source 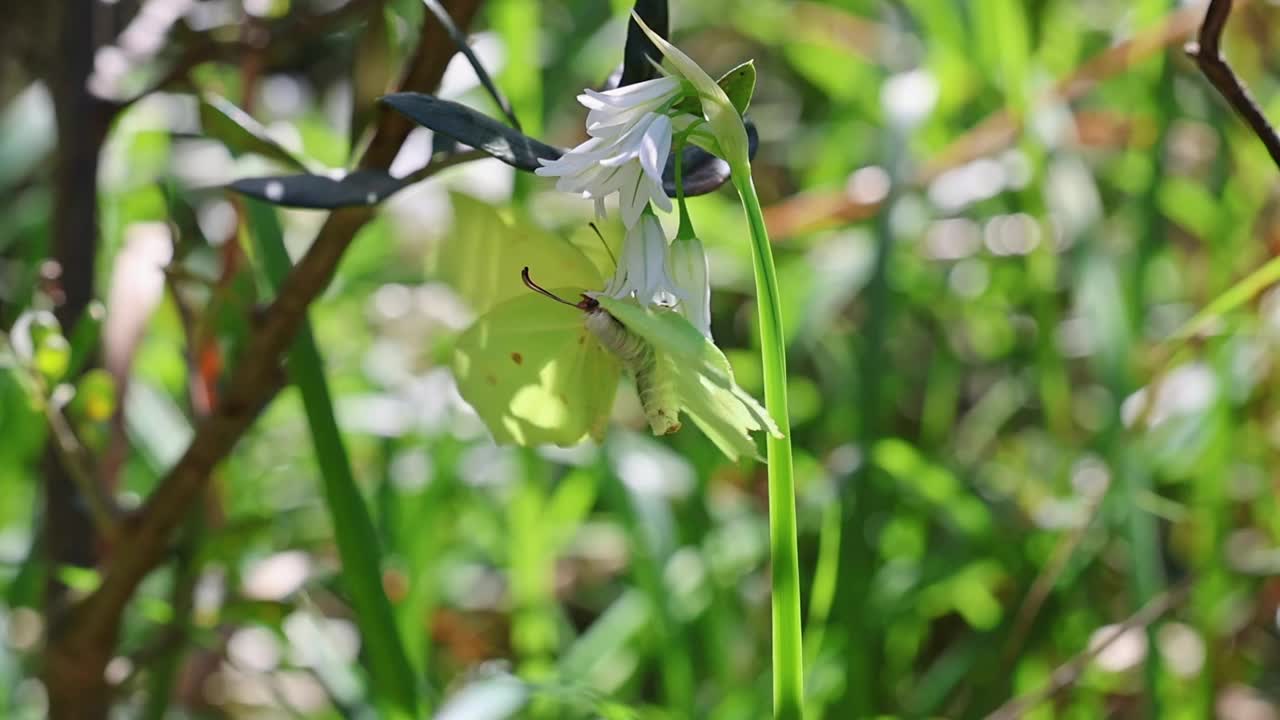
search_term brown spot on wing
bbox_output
[511,352,523,365]
[485,374,497,386]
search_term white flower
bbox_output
[601,212,681,307]
[631,13,751,170]
[536,76,689,228]
[667,235,712,339]
[578,76,683,137]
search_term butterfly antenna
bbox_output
[588,223,618,269]
[521,267,579,307]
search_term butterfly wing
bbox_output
[435,194,605,315]
[596,296,780,461]
[454,294,621,447]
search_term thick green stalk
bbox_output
[246,200,419,718]
[733,172,804,720]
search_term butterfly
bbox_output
[442,195,778,461]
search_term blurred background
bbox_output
[4,0,1280,717]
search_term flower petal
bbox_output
[638,113,672,181]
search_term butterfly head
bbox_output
[521,267,598,311]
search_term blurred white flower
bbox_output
[537,76,690,228]
[601,212,680,307]
[667,234,712,339]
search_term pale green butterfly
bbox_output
[445,195,778,461]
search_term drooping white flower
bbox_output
[579,75,683,137]
[600,212,681,307]
[631,13,751,171]
[536,76,690,228]
[667,234,712,339]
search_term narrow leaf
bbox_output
[421,0,521,129]
[230,170,407,209]
[244,200,420,718]
[381,93,559,170]
[199,94,310,172]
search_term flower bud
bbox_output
[603,213,681,308]
[667,234,712,339]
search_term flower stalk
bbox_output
[631,13,805,718]
[734,170,804,720]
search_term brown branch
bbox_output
[40,1,485,715]
[1187,0,1280,170]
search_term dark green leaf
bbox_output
[380,93,559,171]
[244,199,421,717]
[621,0,668,86]
[229,170,407,209]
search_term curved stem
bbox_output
[673,133,695,240]
[733,171,803,719]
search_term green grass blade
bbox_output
[244,200,420,718]
[1171,254,1280,342]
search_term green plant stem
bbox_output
[733,171,804,720]
[673,133,695,240]
[247,200,420,719]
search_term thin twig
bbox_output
[421,0,521,130]
[403,148,491,183]
[984,580,1191,720]
[1187,0,1280,171]
[999,493,1105,669]
[42,398,120,540]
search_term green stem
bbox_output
[673,133,695,241]
[246,200,420,719]
[733,172,804,720]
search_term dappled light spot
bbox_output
[372,283,413,320]
[846,165,890,205]
[983,213,1041,256]
[1089,623,1147,673]
[881,69,938,128]
[264,180,285,202]
[104,657,132,686]
[1157,622,1205,678]
[228,626,281,673]
[1216,685,1277,720]
[242,551,310,601]
[924,218,980,260]
[1121,363,1217,428]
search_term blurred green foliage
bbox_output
[4,0,1280,718]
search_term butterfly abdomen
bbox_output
[585,308,681,435]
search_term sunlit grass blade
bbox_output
[1170,254,1280,342]
[244,199,420,718]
